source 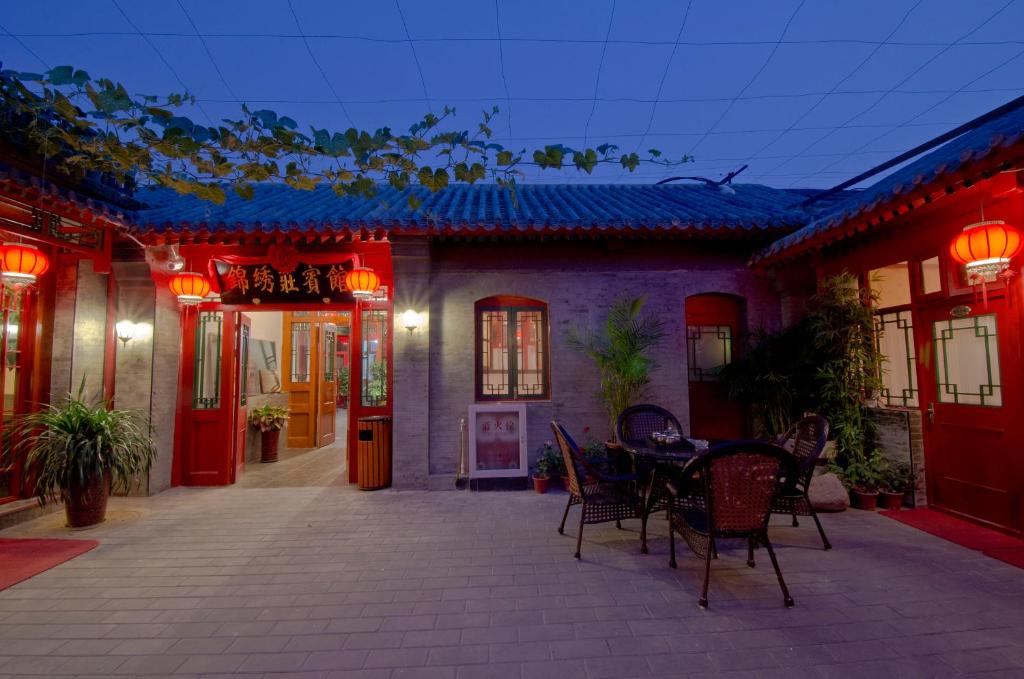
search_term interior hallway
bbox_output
[237,410,348,488]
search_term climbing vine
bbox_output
[0,65,693,206]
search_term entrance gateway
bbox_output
[170,242,393,487]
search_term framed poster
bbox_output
[468,403,527,478]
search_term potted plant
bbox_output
[838,451,888,510]
[337,366,350,409]
[880,461,912,510]
[2,390,156,528]
[567,296,666,441]
[536,440,567,490]
[249,405,290,463]
[532,447,552,494]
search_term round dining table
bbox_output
[626,437,709,553]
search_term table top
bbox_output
[626,440,699,463]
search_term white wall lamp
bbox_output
[115,320,140,347]
[401,309,423,333]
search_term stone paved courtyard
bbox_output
[1,486,1023,678]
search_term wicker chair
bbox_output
[771,415,832,550]
[616,405,693,552]
[551,421,641,559]
[667,441,795,609]
[616,404,685,449]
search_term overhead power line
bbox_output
[176,0,242,104]
[583,0,616,148]
[395,0,433,113]
[287,0,356,128]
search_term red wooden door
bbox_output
[685,294,746,441]
[347,305,391,483]
[318,322,337,447]
[917,300,1022,533]
[232,315,251,482]
[176,309,237,485]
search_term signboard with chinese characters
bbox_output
[213,260,357,305]
[468,403,527,478]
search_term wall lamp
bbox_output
[401,309,423,333]
[115,320,152,347]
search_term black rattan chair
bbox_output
[667,441,795,609]
[551,421,641,559]
[771,415,832,550]
[616,404,685,449]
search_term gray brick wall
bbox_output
[422,241,781,476]
[868,406,927,507]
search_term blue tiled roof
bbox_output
[756,104,1024,263]
[130,183,814,238]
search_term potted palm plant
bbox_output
[249,405,289,463]
[567,296,666,441]
[2,390,156,528]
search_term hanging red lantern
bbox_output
[345,266,380,300]
[949,220,1022,278]
[0,242,50,288]
[168,272,211,305]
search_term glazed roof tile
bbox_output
[129,182,816,238]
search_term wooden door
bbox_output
[176,309,237,485]
[685,294,746,441]
[232,315,251,482]
[318,322,337,447]
[282,312,317,449]
[917,301,1022,533]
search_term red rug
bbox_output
[881,508,1024,569]
[0,538,99,590]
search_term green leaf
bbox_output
[47,65,75,85]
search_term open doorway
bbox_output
[236,310,352,488]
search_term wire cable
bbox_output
[176,0,241,104]
[686,0,806,156]
[287,0,356,128]
[0,22,50,69]
[583,0,617,148]
[741,0,924,170]
[109,0,214,126]
[773,0,1016,185]
[395,0,432,113]
[494,0,513,140]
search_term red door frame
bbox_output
[169,241,393,487]
[685,293,747,440]
[346,301,393,483]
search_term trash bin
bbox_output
[357,416,392,490]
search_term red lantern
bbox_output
[0,243,50,288]
[345,266,380,300]
[949,220,1023,278]
[168,272,211,305]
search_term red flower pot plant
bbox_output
[249,405,290,463]
[532,440,564,493]
[836,450,891,511]
[2,384,156,528]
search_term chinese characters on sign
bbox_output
[474,412,521,471]
[213,261,359,305]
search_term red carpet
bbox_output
[0,538,99,590]
[881,508,1024,569]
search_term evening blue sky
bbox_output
[2,0,1023,189]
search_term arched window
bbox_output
[475,296,550,401]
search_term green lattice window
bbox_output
[239,322,249,407]
[933,314,1002,407]
[687,325,732,382]
[290,321,311,383]
[874,310,918,407]
[193,311,223,409]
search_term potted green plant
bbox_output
[837,451,889,510]
[249,405,290,463]
[880,461,912,510]
[337,366,350,409]
[532,446,552,494]
[567,296,666,441]
[2,390,156,528]
[536,440,567,490]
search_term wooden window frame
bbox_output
[474,295,551,402]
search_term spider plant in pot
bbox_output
[249,405,289,463]
[2,390,156,528]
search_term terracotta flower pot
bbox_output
[879,490,905,510]
[851,489,879,511]
[260,429,281,463]
[64,470,111,528]
[532,475,550,494]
